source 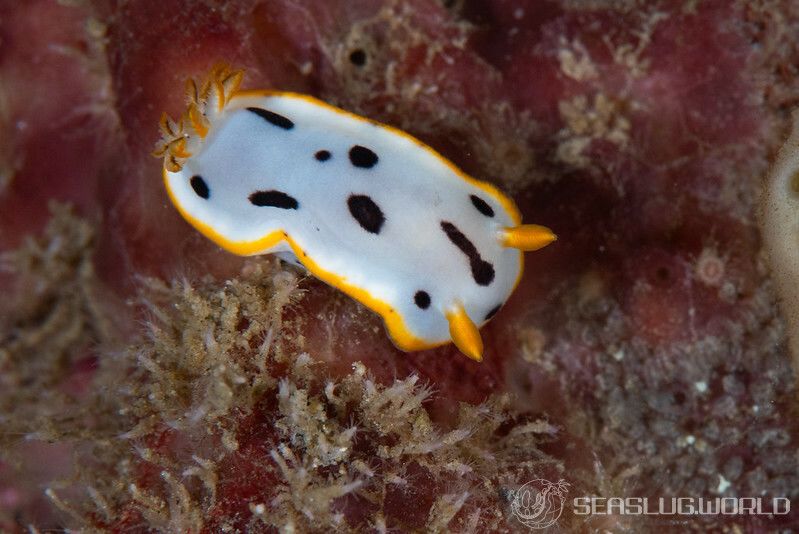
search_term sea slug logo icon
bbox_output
[510,478,569,529]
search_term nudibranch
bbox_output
[155,65,555,361]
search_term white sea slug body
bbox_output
[155,65,555,361]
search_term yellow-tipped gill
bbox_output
[445,303,484,362]
[501,224,556,251]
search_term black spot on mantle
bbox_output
[440,221,495,286]
[348,194,385,234]
[349,145,379,168]
[190,175,210,199]
[247,107,294,130]
[470,194,494,217]
[414,291,431,309]
[249,190,299,209]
